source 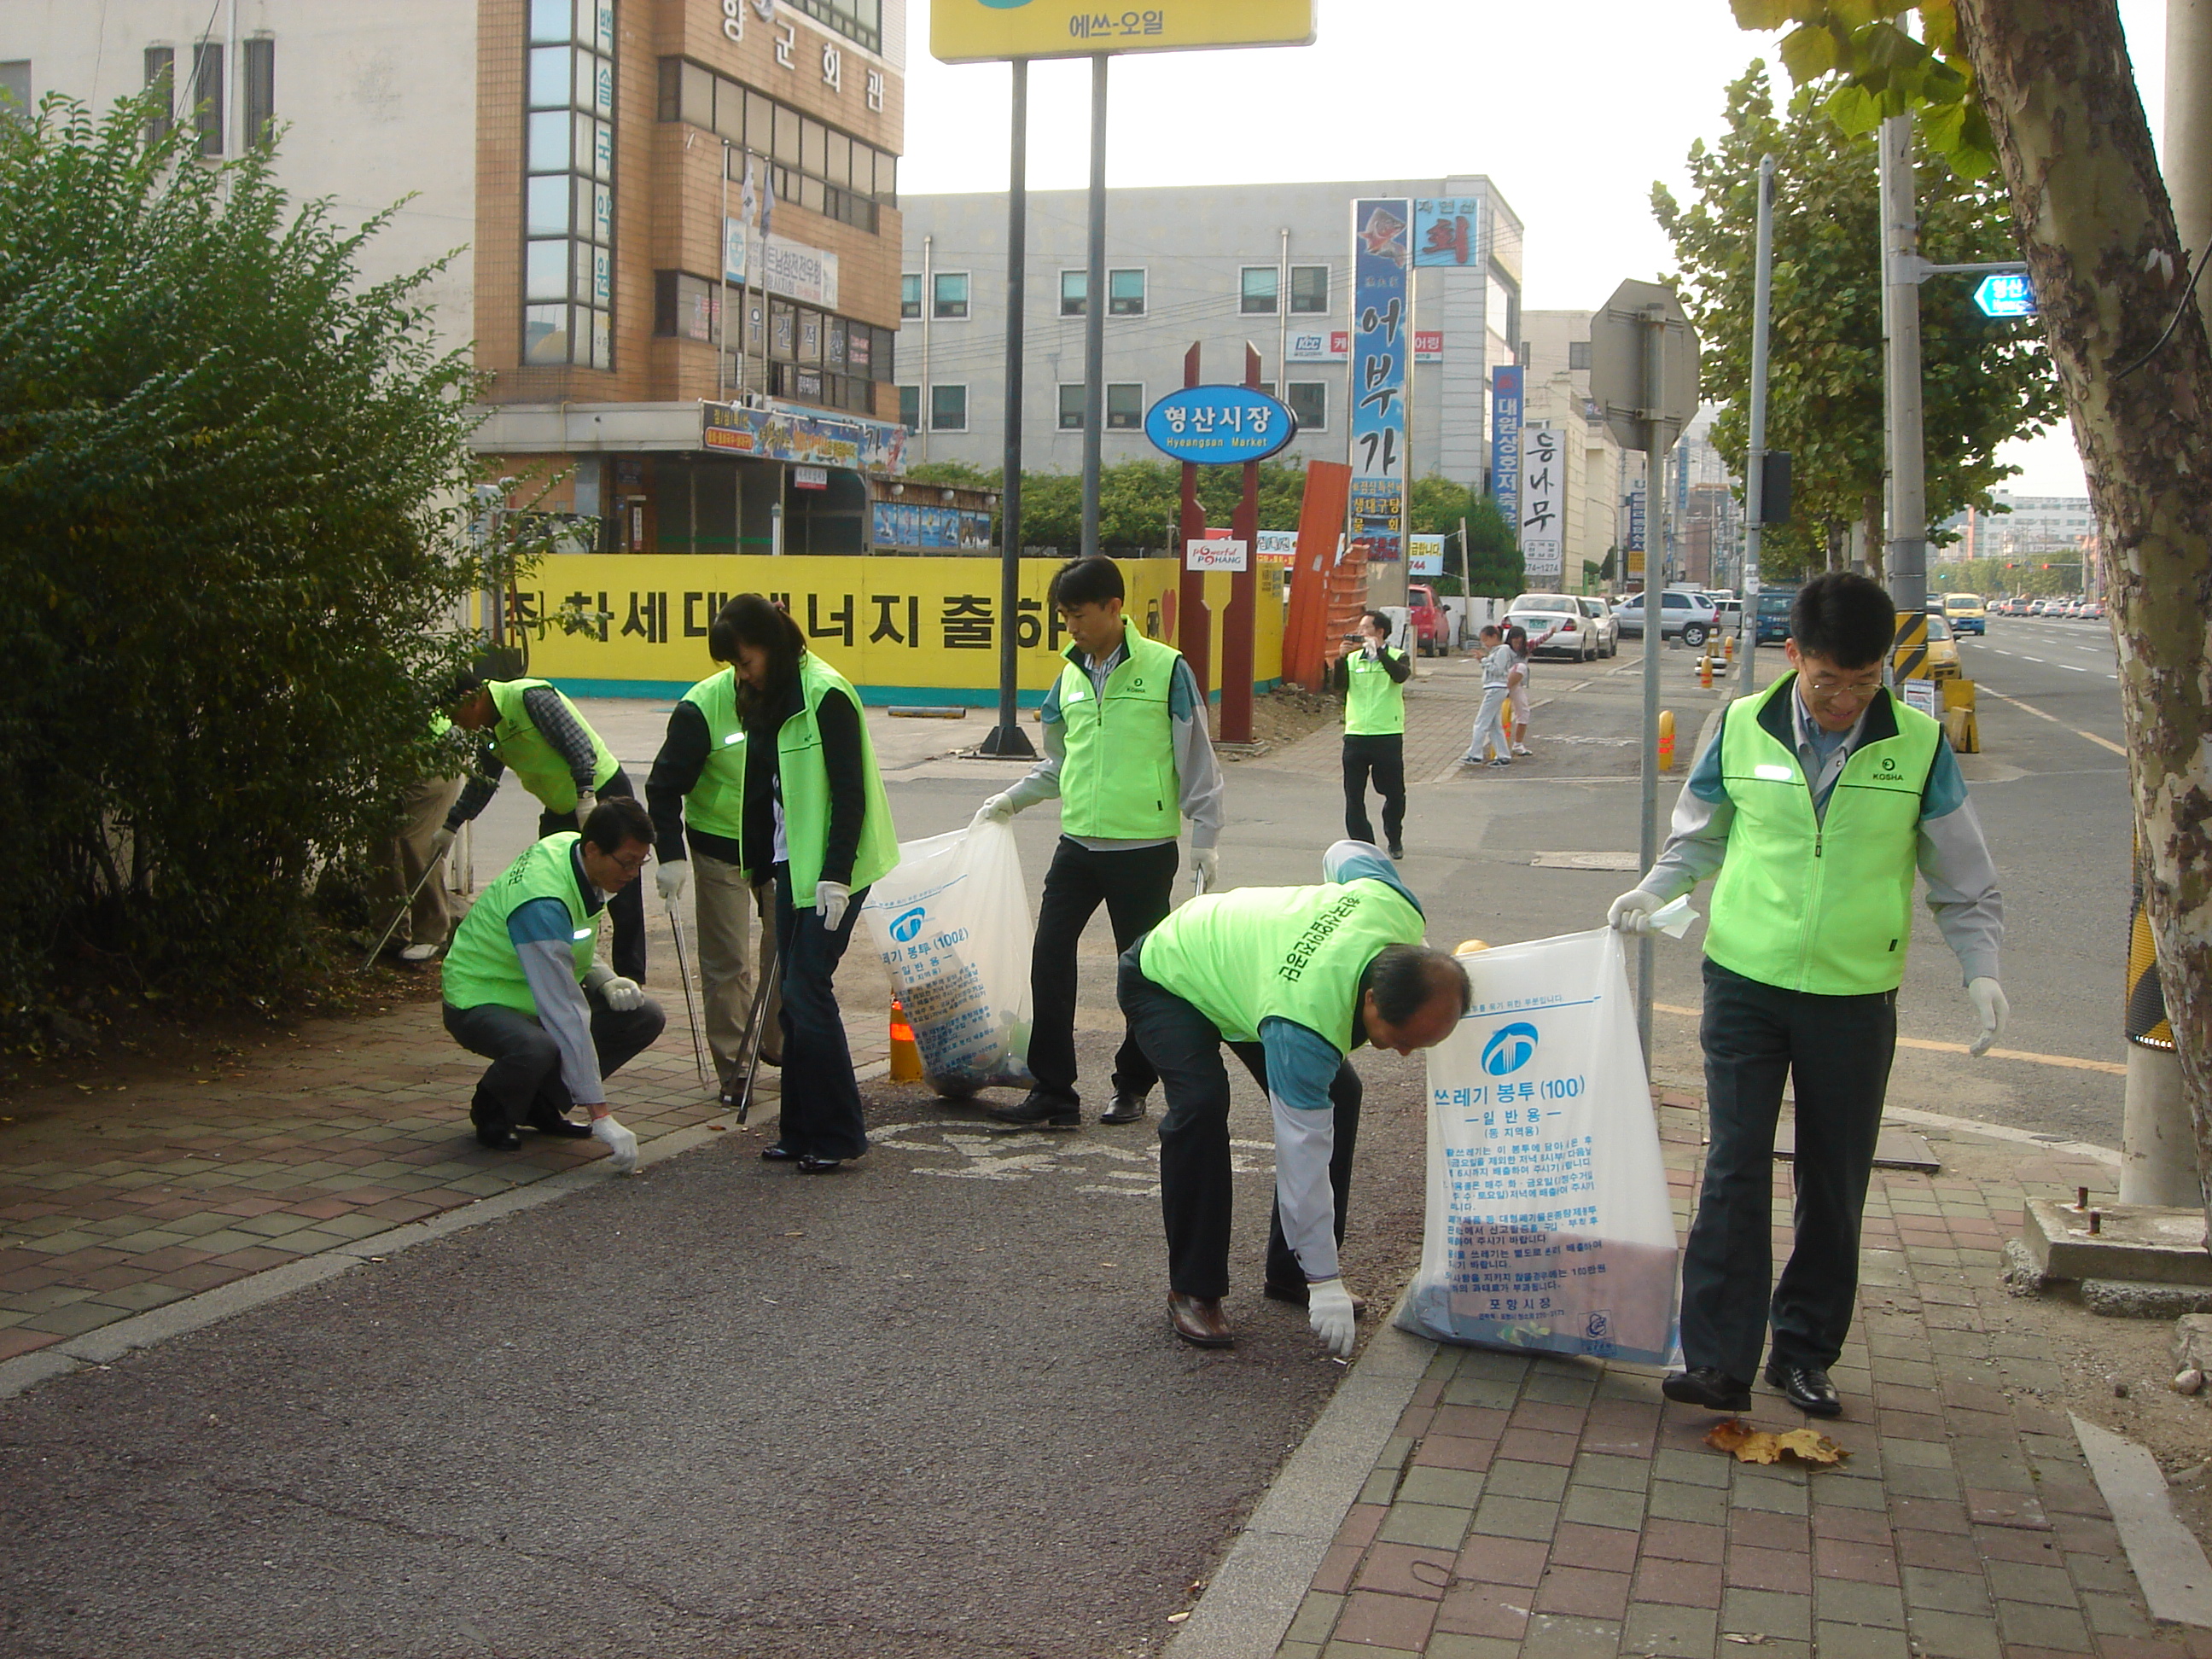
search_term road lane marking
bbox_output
[1976,685,2128,757]
[1653,1001,2127,1073]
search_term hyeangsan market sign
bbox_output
[932,0,1316,62]
[1144,384,1298,466]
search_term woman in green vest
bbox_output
[725,595,899,1173]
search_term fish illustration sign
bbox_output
[932,0,1315,61]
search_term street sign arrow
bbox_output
[1974,271,2036,317]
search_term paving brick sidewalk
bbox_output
[1272,1091,2201,1659]
[0,908,889,1364]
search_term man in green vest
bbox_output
[435,673,647,983]
[1609,573,2006,1417]
[1333,608,1413,859]
[441,797,666,1170]
[1122,841,1470,1353]
[647,602,782,1109]
[971,555,1225,1130]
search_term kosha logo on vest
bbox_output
[1481,1022,1540,1078]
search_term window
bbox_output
[661,57,899,232]
[191,44,223,156]
[1108,269,1144,317]
[1060,271,1086,317]
[1057,383,1144,429]
[1240,266,1278,315]
[143,49,173,143]
[242,38,274,148]
[1287,381,1328,432]
[791,0,882,53]
[901,274,921,319]
[1289,265,1329,314]
[654,271,718,341]
[522,0,617,370]
[1569,340,1591,371]
[899,385,921,433]
[0,60,27,123]
[933,271,969,319]
[1057,383,1086,429]
[930,384,968,432]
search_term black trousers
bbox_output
[770,864,871,1161]
[535,765,645,982]
[1027,836,1179,1106]
[1342,734,1406,848]
[443,992,667,1129]
[1118,949,1362,1298]
[1679,957,1898,1382]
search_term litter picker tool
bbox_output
[361,861,445,972]
[731,952,783,1125]
[664,900,711,1088]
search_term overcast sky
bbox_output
[899,0,2173,499]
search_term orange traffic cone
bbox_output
[888,998,923,1081]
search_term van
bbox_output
[1941,592,1987,636]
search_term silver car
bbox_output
[1577,596,1621,658]
[1504,592,1602,662]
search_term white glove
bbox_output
[1607,888,1664,934]
[1967,977,2009,1057]
[599,975,643,1012]
[1308,1278,1357,1358]
[573,788,597,824]
[591,1115,638,1173]
[1362,641,1381,660]
[970,792,1017,829]
[1191,847,1220,894]
[428,826,456,859]
[816,879,851,932]
[656,862,690,904]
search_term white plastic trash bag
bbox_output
[1396,927,1679,1365]
[860,818,1034,1097]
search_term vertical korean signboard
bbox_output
[1492,365,1524,535]
[1626,484,1647,579]
[1348,198,1412,563]
[1519,424,1565,582]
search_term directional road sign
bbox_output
[1975,272,2036,318]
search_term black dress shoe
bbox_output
[474,1123,522,1152]
[1097,1092,1148,1125]
[1766,1359,1844,1417]
[1662,1366,1752,1412]
[526,1108,595,1138]
[760,1144,800,1162]
[795,1155,844,1174]
[1168,1292,1233,1348]
[1388,843,1406,860]
[984,1091,1080,1129]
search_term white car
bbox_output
[1577,596,1621,658]
[1503,592,1603,662]
[1613,589,1720,646]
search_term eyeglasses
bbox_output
[607,848,649,875]
[1802,672,1882,699]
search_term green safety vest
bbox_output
[1139,878,1426,1055]
[678,667,747,840]
[488,678,619,813]
[1705,677,1944,996]
[440,833,597,1016]
[777,652,899,905]
[1057,622,1185,840]
[1343,646,1408,736]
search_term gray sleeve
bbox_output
[517,939,607,1103]
[1639,725,1734,899]
[1170,657,1225,851]
[1004,716,1066,810]
[1259,1016,1348,1281]
[1918,797,2004,985]
[521,684,602,790]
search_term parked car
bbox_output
[1942,592,1987,635]
[2081,599,2107,620]
[1754,586,1796,645]
[1504,592,1600,661]
[1614,589,1720,647]
[1577,595,1621,657]
[1404,583,1451,656]
[1703,592,1745,632]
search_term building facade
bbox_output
[897,178,1524,488]
[3,0,914,557]
[1942,492,2098,562]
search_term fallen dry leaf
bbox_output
[1773,1427,1849,1465]
[1704,1418,1758,1454]
[1704,1418,1849,1468]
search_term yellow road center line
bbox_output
[1977,685,2128,758]
[1650,1002,2125,1074]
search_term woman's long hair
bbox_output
[713,593,807,724]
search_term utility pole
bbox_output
[1741,155,1774,698]
[1637,307,1668,1060]
[981,61,1037,760]
[1878,114,1928,613]
[1079,55,1108,559]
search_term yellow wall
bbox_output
[508,555,1284,703]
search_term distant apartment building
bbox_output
[897,178,1524,489]
[1942,492,2098,562]
[3,0,914,556]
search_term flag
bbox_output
[741,154,757,230]
[760,166,775,241]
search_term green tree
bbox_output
[0,96,485,1025]
[1651,65,2061,581]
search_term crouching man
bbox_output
[441,797,666,1171]
[1119,841,1471,1354]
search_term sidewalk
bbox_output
[1180,1088,2203,1659]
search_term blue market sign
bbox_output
[1975,271,2036,318]
[1144,385,1298,466]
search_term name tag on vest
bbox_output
[1754,764,1793,782]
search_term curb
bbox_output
[2075,1414,2212,1627]
[0,1061,890,1404]
[1163,1293,1435,1659]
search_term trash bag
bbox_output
[860,818,1034,1097]
[1396,927,1679,1365]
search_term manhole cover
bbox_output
[1528,851,1644,871]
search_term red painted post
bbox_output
[1177,342,1210,707]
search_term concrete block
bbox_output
[2020,1198,2212,1287]
[2082,1280,2212,1319]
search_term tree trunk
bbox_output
[1957,0,2212,1212]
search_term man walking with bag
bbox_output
[1609,573,2005,1417]
[971,556,1225,1130]
[1333,609,1412,859]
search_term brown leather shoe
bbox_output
[1167,1292,1234,1348]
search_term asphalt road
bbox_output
[0,627,2134,1656]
